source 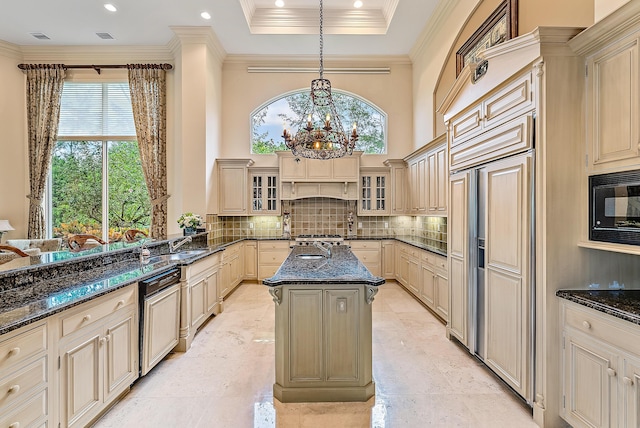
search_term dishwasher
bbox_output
[138,268,181,376]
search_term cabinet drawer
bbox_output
[564,302,640,356]
[259,265,281,279]
[0,323,46,372]
[0,356,46,408]
[259,241,290,251]
[450,104,483,146]
[349,241,381,251]
[61,286,136,337]
[352,249,380,263]
[188,254,219,279]
[484,71,533,128]
[0,388,47,428]
[259,249,290,265]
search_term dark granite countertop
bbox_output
[262,245,385,287]
[557,289,640,326]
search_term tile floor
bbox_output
[95,281,537,428]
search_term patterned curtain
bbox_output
[25,64,66,239]
[127,64,169,239]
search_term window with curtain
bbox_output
[50,82,151,243]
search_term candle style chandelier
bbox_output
[282,0,358,160]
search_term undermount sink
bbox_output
[296,254,326,260]
[151,249,207,262]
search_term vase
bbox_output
[183,227,196,236]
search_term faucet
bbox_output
[313,241,332,258]
[169,236,192,253]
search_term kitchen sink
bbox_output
[151,249,207,262]
[296,254,325,260]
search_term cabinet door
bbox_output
[61,327,103,428]
[381,241,395,279]
[250,173,280,215]
[206,269,219,315]
[407,256,420,296]
[483,153,532,399]
[288,290,323,382]
[104,310,137,401]
[143,285,180,376]
[244,242,257,279]
[416,157,427,213]
[409,161,419,212]
[420,264,436,308]
[622,356,640,428]
[448,171,469,346]
[280,156,306,180]
[389,162,406,215]
[435,273,449,321]
[587,35,640,172]
[325,289,360,381]
[436,146,447,212]
[563,332,618,428]
[190,277,206,327]
[218,165,247,215]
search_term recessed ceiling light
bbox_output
[275,0,285,7]
[200,11,211,20]
[354,0,363,8]
[104,3,117,12]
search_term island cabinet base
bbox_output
[271,284,378,403]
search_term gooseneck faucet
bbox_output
[169,236,192,253]
[313,241,332,258]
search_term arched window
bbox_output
[251,89,387,154]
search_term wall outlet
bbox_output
[358,222,362,229]
[384,222,389,228]
[276,222,280,228]
[249,222,254,229]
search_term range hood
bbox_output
[280,181,358,200]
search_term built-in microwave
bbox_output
[590,170,640,246]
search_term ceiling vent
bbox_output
[30,32,50,40]
[96,32,114,40]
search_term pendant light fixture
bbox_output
[282,0,358,160]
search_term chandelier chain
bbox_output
[319,0,324,80]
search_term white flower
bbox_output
[177,213,203,229]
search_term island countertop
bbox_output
[263,245,385,287]
[556,289,640,326]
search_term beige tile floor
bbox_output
[94,281,537,428]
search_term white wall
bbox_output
[0,42,27,239]
[595,0,630,21]
[221,57,414,167]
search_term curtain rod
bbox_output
[17,63,173,74]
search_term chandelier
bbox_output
[282,0,358,160]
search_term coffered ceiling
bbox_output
[0,0,442,56]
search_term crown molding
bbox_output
[0,40,22,60]
[169,26,227,63]
[409,0,461,60]
[224,53,412,67]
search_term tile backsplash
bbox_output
[207,198,447,247]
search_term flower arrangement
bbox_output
[177,213,203,229]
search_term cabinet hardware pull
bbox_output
[82,314,92,322]
[8,384,20,394]
[116,299,125,308]
[9,422,20,428]
[623,376,634,386]
[100,335,110,345]
[8,347,20,357]
[607,368,616,377]
[582,320,591,329]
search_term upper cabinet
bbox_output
[277,151,361,182]
[217,159,254,216]
[249,168,280,215]
[569,1,640,174]
[358,167,389,215]
[404,134,448,216]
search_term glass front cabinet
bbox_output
[358,168,390,215]
[249,168,280,215]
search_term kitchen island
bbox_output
[263,245,384,403]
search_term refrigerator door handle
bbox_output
[477,238,485,269]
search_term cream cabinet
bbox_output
[358,169,389,216]
[244,240,257,280]
[249,168,280,215]
[57,284,138,428]
[217,159,253,216]
[407,155,427,214]
[349,240,381,276]
[383,159,407,215]
[569,5,640,173]
[427,139,448,215]
[396,243,420,296]
[177,253,221,352]
[277,151,361,182]
[381,240,395,279]
[0,321,50,428]
[420,251,448,322]
[258,241,290,280]
[560,299,640,428]
[220,242,243,299]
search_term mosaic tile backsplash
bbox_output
[207,198,447,247]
